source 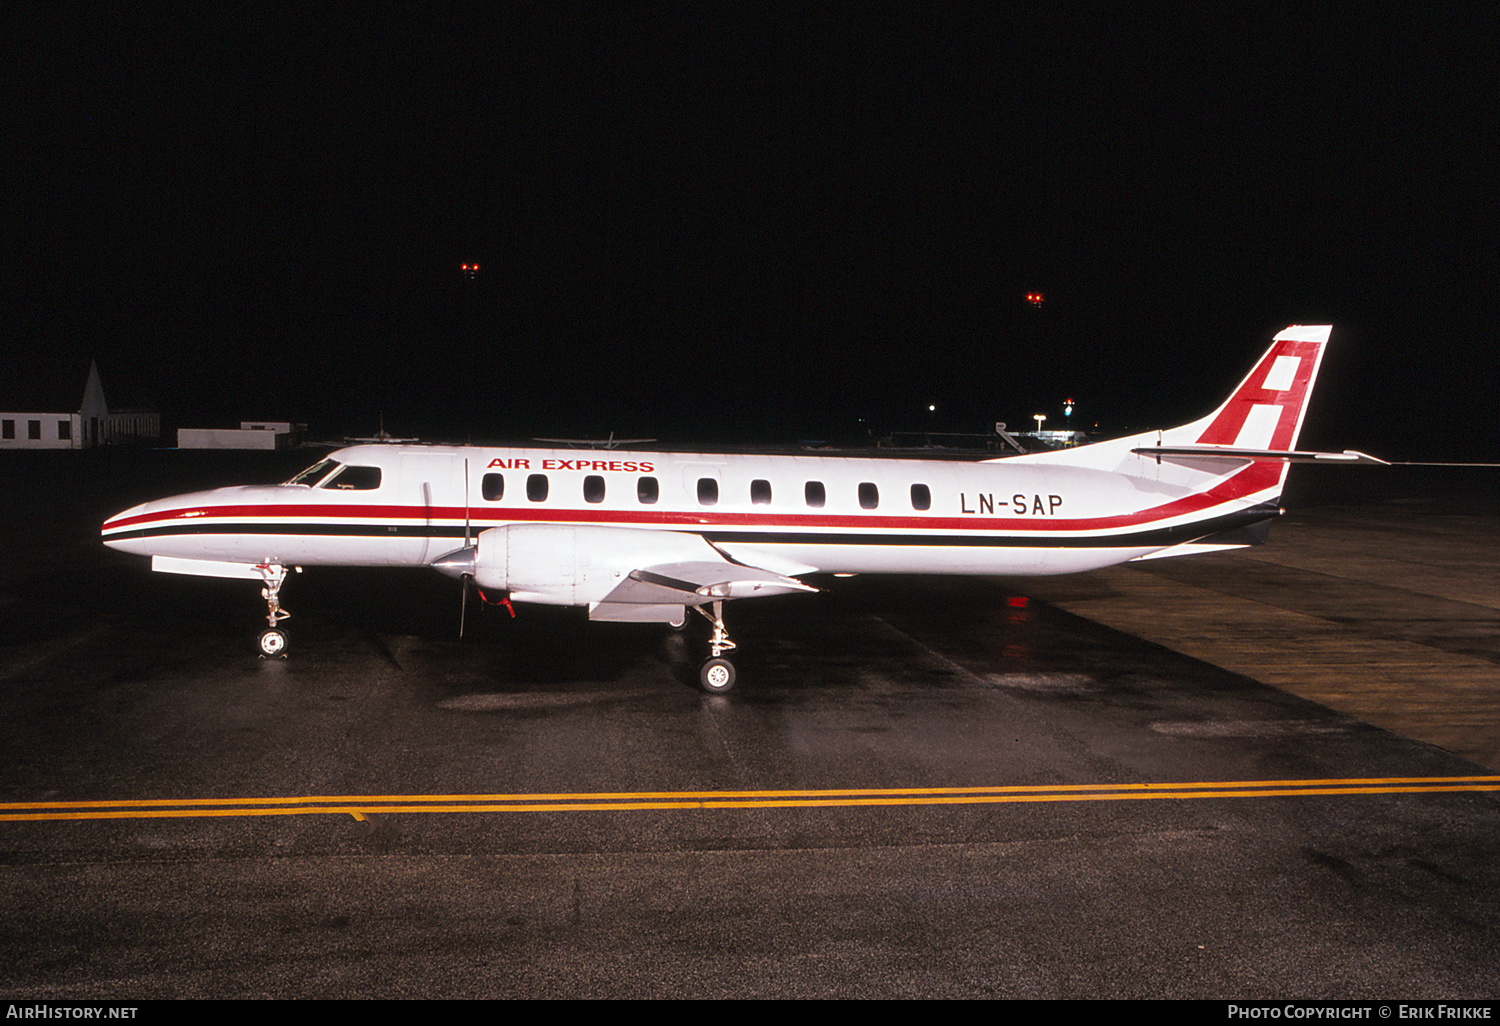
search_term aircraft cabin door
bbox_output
[399,453,465,565]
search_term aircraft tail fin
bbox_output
[1170,324,1331,450]
[998,326,1338,497]
[984,325,1343,552]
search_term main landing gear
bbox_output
[693,600,737,693]
[255,563,296,658]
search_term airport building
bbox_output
[177,421,305,449]
[0,360,160,450]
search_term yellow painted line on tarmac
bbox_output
[2,776,1498,822]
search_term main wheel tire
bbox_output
[699,657,736,693]
[258,627,288,658]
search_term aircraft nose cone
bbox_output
[431,545,477,580]
[100,500,158,549]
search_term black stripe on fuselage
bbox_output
[103,504,1278,551]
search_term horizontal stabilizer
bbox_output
[1131,446,1389,465]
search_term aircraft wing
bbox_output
[587,557,816,624]
[603,561,818,606]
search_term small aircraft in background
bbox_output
[102,325,1381,691]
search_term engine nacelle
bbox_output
[459,524,733,607]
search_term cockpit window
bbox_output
[287,459,340,486]
[320,465,382,490]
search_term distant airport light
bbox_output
[1033,414,1046,432]
[1026,292,1044,306]
[461,263,480,280]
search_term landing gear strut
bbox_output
[255,563,295,658]
[693,600,737,692]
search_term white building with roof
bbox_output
[0,360,159,449]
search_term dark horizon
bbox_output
[7,8,1496,461]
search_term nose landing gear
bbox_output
[255,564,296,658]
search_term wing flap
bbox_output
[601,560,817,607]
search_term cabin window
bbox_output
[28,420,41,440]
[1,420,12,440]
[805,481,826,508]
[583,475,606,503]
[482,473,504,501]
[751,479,772,505]
[910,483,931,510]
[697,477,719,506]
[322,465,382,490]
[527,474,549,502]
[637,476,659,504]
[858,482,879,509]
[58,421,71,441]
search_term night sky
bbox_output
[7,8,1496,459]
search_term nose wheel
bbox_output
[258,627,289,658]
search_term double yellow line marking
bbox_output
[3,776,1498,822]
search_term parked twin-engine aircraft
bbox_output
[103,325,1380,691]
